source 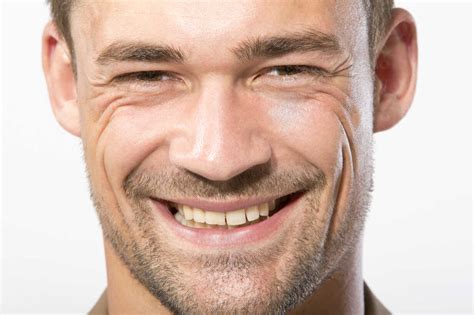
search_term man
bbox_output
[42,0,417,314]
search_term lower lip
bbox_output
[150,194,303,248]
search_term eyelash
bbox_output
[114,71,175,83]
[263,65,328,77]
[113,65,329,85]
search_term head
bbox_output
[43,0,417,314]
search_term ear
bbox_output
[42,21,80,137]
[373,8,418,133]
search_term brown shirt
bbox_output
[89,282,391,315]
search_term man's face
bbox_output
[71,0,374,313]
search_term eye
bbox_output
[264,65,327,78]
[114,71,176,83]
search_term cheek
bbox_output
[101,104,177,192]
[84,92,187,198]
[263,99,346,179]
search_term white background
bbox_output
[1,0,472,314]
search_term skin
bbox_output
[42,0,417,314]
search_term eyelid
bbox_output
[259,65,330,78]
[112,70,176,83]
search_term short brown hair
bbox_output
[48,0,393,64]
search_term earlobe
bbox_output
[42,21,81,137]
[374,8,418,133]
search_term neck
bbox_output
[105,238,364,315]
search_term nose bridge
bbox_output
[194,80,242,161]
[169,78,271,181]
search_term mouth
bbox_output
[149,192,304,247]
[166,193,298,229]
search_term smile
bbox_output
[169,194,296,229]
[149,192,304,247]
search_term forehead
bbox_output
[71,0,367,59]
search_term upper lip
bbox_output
[154,193,294,213]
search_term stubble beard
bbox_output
[88,161,372,315]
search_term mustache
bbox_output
[123,163,326,200]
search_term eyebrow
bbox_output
[95,30,342,66]
[96,42,186,65]
[233,30,343,61]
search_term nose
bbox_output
[168,79,271,181]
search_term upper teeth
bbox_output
[173,200,276,227]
